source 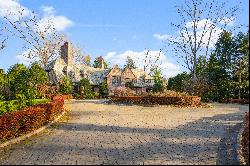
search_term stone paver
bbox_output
[0,100,248,165]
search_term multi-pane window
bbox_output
[112,76,119,86]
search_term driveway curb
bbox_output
[0,111,66,149]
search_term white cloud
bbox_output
[41,5,55,15]
[16,49,38,65]
[155,19,228,48]
[105,51,116,59]
[0,1,73,32]
[38,15,74,32]
[0,0,31,18]
[104,50,181,78]
[78,24,121,28]
[38,5,73,32]
[153,34,171,41]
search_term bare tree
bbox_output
[71,44,91,66]
[167,0,241,79]
[2,8,66,68]
[143,48,162,76]
[0,22,9,51]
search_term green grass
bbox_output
[0,98,51,115]
[29,99,50,105]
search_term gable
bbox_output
[107,65,122,76]
[122,67,136,79]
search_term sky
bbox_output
[0,0,249,78]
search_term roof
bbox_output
[131,69,153,80]
[47,58,153,86]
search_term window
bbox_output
[125,78,132,83]
[69,71,75,79]
[80,70,84,78]
[112,76,119,86]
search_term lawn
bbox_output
[0,99,50,115]
[28,99,50,105]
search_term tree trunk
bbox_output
[238,60,242,99]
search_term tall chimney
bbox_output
[61,42,73,66]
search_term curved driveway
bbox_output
[0,100,248,165]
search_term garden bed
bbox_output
[241,112,249,165]
[0,97,64,143]
[223,98,249,104]
[110,96,201,107]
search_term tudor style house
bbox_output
[46,42,155,95]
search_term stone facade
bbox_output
[46,42,154,95]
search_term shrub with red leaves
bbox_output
[223,98,249,104]
[0,96,64,142]
[241,112,249,165]
[113,87,136,97]
[111,96,201,107]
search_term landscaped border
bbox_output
[110,96,201,107]
[0,111,65,148]
[238,112,249,165]
[237,125,246,165]
[0,96,66,145]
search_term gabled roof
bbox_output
[131,69,153,80]
[107,65,122,77]
[122,67,136,79]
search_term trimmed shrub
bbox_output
[111,96,201,107]
[0,97,64,142]
[241,112,249,165]
[113,87,136,97]
[223,98,249,104]
[146,90,189,97]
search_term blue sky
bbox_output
[0,0,249,77]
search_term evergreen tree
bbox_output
[29,63,49,88]
[152,68,164,92]
[167,72,190,92]
[125,56,137,69]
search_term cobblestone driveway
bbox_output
[0,100,248,165]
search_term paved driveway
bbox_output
[0,100,248,165]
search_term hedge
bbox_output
[45,94,73,100]
[110,96,201,107]
[223,98,249,104]
[241,112,249,165]
[0,97,64,142]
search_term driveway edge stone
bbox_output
[0,110,66,149]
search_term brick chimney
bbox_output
[61,42,73,66]
[96,56,105,69]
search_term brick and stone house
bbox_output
[46,42,154,95]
